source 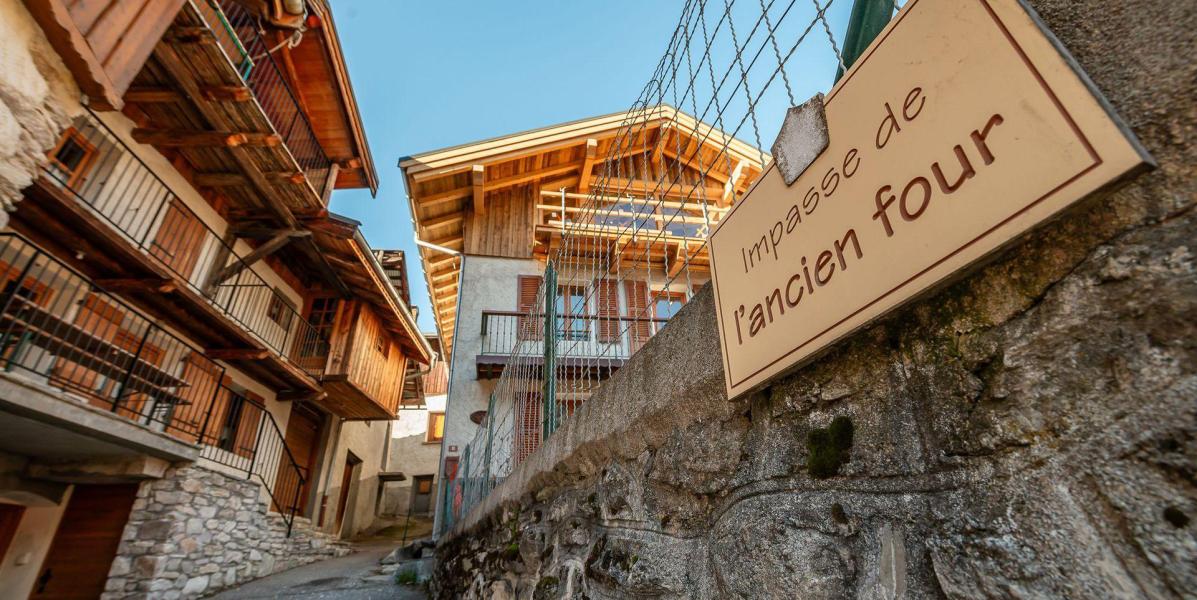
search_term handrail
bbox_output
[44,110,326,378]
[0,232,227,441]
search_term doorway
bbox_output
[335,452,362,534]
[410,475,434,515]
[33,483,139,599]
[0,502,25,563]
[276,403,325,517]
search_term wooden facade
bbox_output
[400,107,765,359]
[320,299,410,419]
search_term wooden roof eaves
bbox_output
[398,105,764,180]
[306,0,379,195]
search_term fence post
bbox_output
[542,262,557,440]
[114,324,153,416]
[835,0,894,82]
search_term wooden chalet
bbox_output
[399,106,765,361]
[15,0,428,420]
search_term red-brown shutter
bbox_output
[624,280,652,353]
[150,198,206,279]
[595,278,621,342]
[233,391,264,459]
[516,275,543,340]
[515,392,542,465]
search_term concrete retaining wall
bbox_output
[430,0,1197,597]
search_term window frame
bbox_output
[46,128,98,188]
[426,411,445,444]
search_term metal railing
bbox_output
[0,233,306,534]
[197,386,306,535]
[480,310,667,361]
[45,110,326,377]
[202,0,333,195]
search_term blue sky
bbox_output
[327,0,855,332]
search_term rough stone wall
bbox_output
[430,0,1197,597]
[0,0,76,226]
[104,465,350,599]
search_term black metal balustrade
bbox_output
[197,385,306,535]
[480,310,668,360]
[44,110,325,378]
[204,0,332,195]
[0,233,305,534]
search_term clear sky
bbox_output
[327,0,855,332]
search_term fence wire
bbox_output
[441,0,903,533]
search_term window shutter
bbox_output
[150,199,206,279]
[623,280,652,353]
[516,275,543,340]
[595,278,620,342]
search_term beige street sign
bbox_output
[709,0,1152,399]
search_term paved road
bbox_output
[209,542,427,600]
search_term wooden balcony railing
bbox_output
[44,110,325,377]
[480,310,668,361]
[202,0,333,195]
[0,233,306,534]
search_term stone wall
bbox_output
[0,0,75,227]
[104,465,350,599]
[430,0,1197,597]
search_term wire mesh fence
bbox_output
[440,0,904,533]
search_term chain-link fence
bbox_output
[441,0,904,534]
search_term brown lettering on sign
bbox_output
[709,0,1151,400]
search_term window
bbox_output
[46,128,97,188]
[555,285,589,341]
[653,291,687,332]
[426,412,445,443]
[266,289,295,329]
[374,333,389,358]
[416,476,433,494]
[299,297,338,358]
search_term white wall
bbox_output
[382,393,445,516]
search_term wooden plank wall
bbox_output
[327,301,408,413]
[463,185,535,258]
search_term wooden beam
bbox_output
[577,138,599,194]
[132,128,247,147]
[301,216,358,239]
[211,230,310,285]
[417,187,470,208]
[427,234,464,248]
[482,162,577,192]
[200,86,253,102]
[195,171,305,187]
[722,159,748,205]
[206,348,270,360]
[537,189,729,214]
[320,162,341,205]
[124,87,183,103]
[471,165,486,215]
[420,212,465,231]
[651,126,670,168]
[94,277,177,294]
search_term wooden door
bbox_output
[274,403,323,516]
[0,503,25,564]
[411,475,434,515]
[335,453,361,533]
[32,484,139,599]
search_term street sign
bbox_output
[709,0,1152,400]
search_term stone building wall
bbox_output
[0,0,75,227]
[430,0,1197,597]
[103,465,350,599]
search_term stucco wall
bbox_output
[430,0,1197,597]
[384,393,447,516]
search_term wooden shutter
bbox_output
[515,392,541,465]
[53,294,126,400]
[595,278,621,342]
[623,280,652,353]
[233,391,263,459]
[516,275,543,340]
[172,354,224,443]
[150,198,206,279]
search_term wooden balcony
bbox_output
[305,300,411,420]
[476,310,667,379]
[11,110,322,396]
